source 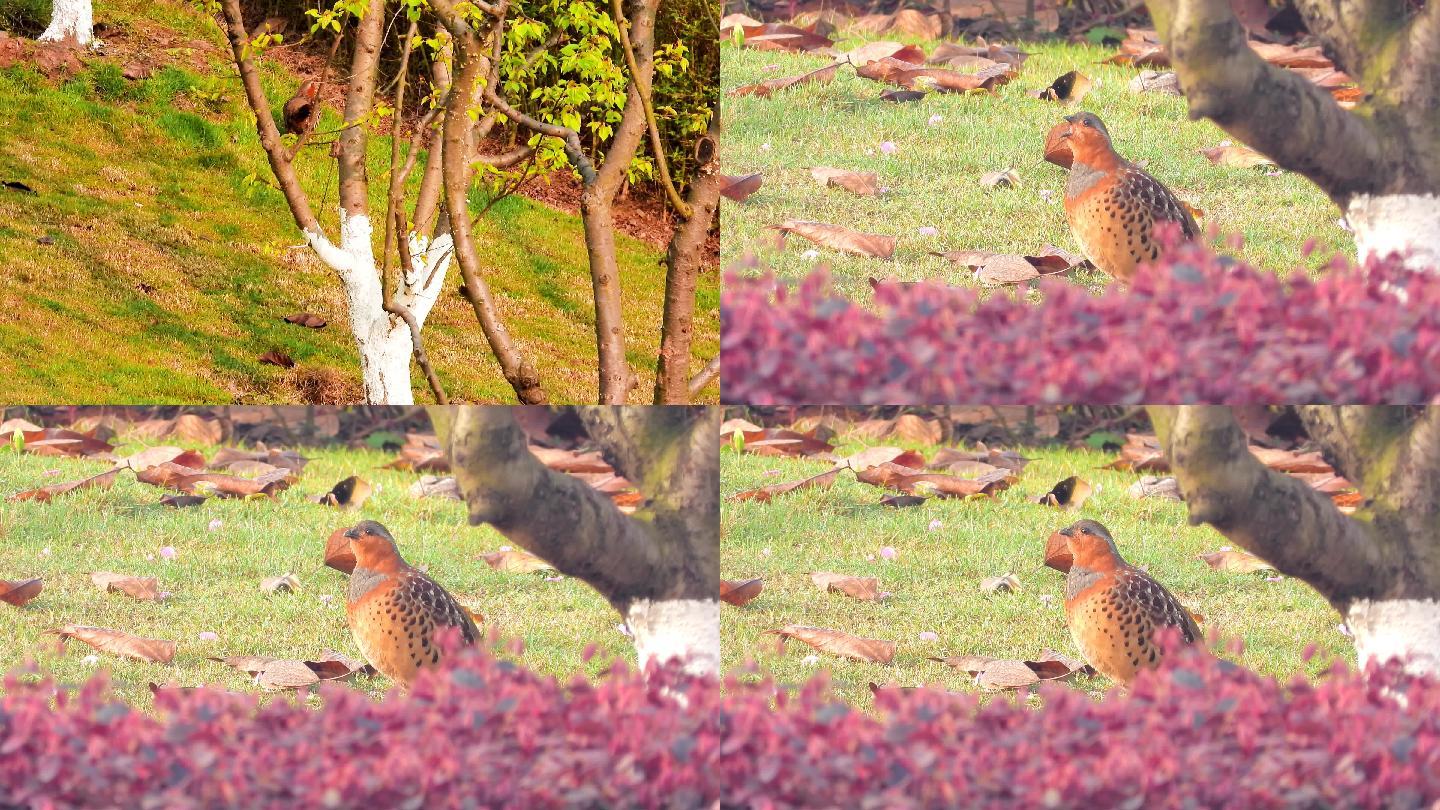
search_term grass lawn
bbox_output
[0,437,624,710]
[0,0,718,403]
[720,35,1353,303]
[720,438,1350,707]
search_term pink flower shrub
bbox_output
[719,643,1440,808]
[722,240,1440,404]
[0,648,722,808]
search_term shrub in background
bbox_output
[722,239,1440,404]
[0,646,722,808]
[719,643,1440,809]
[0,0,49,37]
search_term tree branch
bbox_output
[385,209,448,404]
[687,355,719,399]
[611,0,690,218]
[654,127,719,403]
[1148,0,1388,204]
[1149,405,1391,608]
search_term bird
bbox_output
[1060,519,1201,686]
[282,80,320,136]
[344,520,480,687]
[1056,112,1199,281]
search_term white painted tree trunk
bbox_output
[303,210,453,404]
[38,0,93,45]
[1345,598,1440,678]
[625,598,720,677]
[1347,193,1440,272]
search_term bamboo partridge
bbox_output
[1061,520,1201,686]
[282,80,320,136]
[344,521,480,687]
[1058,112,1199,281]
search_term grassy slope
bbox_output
[720,36,1353,302]
[0,439,623,709]
[720,440,1349,707]
[0,0,718,403]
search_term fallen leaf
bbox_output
[720,578,764,606]
[1036,476,1092,509]
[856,462,1015,498]
[160,494,208,508]
[1200,144,1276,169]
[730,62,841,98]
[975,658,1040,690]
[259,350,296,368]
[772,220,897,259]
[323,527,356,574]
[1103,434,1169,472]
[980,573,1021,594]
[729,427,837,458]
[977,254,1041,285]
[10,467,121,502]
[317,475,371,509]
[91,572,161,601]
[261,573,301,593]
[121,446,207,472]
[810,572,882,601]
[1199,549,1275,574]
[732,467,841,502]
[841,41,925,66]
[1130,70,1181,95]
[0,578,42,606]
[771,625,896,663]
[1250,447,1332,474]
[0,427,115,458]
[283,312,328,329]
[1129,476,1182,500]
[481,549,555,573]
[979,169,1021,189]
[720,173,764,202]
[737,22,834,52]
[880,494,928,508]
[838,446,926,472]
[929,654,999,671]
[855,57,1014,93]
[809,167,881,197]
[52,625,176,663]
[212,654,371,690]
[1043,530,1073,573]
[410,475,461,500]
[879,89,927,102]
[136,461,294,498]
[1034,70,1091,104]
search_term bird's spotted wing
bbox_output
[401,571,480,645]
[1115,567,1201,644]
[1119,166,1199,239]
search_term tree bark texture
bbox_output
[654,126,720,404]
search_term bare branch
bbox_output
[385,210,448,404]
[655,128,719,403]
[611,0,690,218]
[1149,405,1389,608]
[687,356,719,399]
[337,0,386,217]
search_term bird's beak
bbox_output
[343,528,360,540]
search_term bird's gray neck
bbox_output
[349,565,387,602]
[1065,565,1103,602]
[1066,160,1106,199]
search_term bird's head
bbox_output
[299,79,320,100]
[1058,112,1115,165]
[345,520,403,571]
[1059,519,1123,570]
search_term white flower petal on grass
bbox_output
[802,654,820,666]
[40,547,51,557]
[880,141,898,155]
[207,519,223,532]
[802,249,820,260]
[918,631,938,642]
[917,226,938,236]
[761,547,772,556]
[928,114,943,126]
[197,631,218,641]
[879,546,897,560]
[159,546,177,560]
[760,143,772,152]
[927,519,943,532]
[82,655,99,666]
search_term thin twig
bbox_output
[687,356,719,398]
[611,0,690,219]
[385,208,450,404]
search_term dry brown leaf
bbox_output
[316,475,372,509]
[720,173,764,202]
[1036,476,1092,510]
[0,578,42,606]
[773,220,897,259]
[410,475,461,500]
[737,22,835,52]
[729,427,837,458]
[855,461,1014,498]
[160,494,208,508]
[1199,549,1275,574]
[842,41,925,66]
[879,89,927,102]
[979,169,1021,189]
[839,446,926,472]
[1130,70,1181,95]
[732,467,842,502]
[880,494,928,508]
[10,467,121,502]
[889,414,941,445]
[1129,476,1182,500]
[730,62,841,98]
[258,350,295,368]
[91,571,161,601]
[1103,434,1169,472]
[976,658,1041,690]
[720,577,764,606]
[809,167,881,197]
[0,427,115,458]
[929,654,998,672]
[855,57,1013,93]
[1250,447,1333,474]
[481,549,555,573]
[1200,144,1276,169]
[1043,530,1073,573]
[810,572,882,601]
[772,625,896,663]
[52,625,176,663]
[978,254,1041,285]
[980,573,1021,594]
[284,312,328,329]
[1034,70,1091,104]
[261,573,301,593]
[136,461,293,498]
[323,527,356,574]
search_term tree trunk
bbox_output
[436,406,719,675]
[1150,405,1440,676]
[654,126,720,404]
[39,0,92,46]
[1146,0,1440,269]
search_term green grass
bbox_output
[720,36,1354,302]
[0,438,624,710]
[720,439,1349,707]
[0,0,718,403]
